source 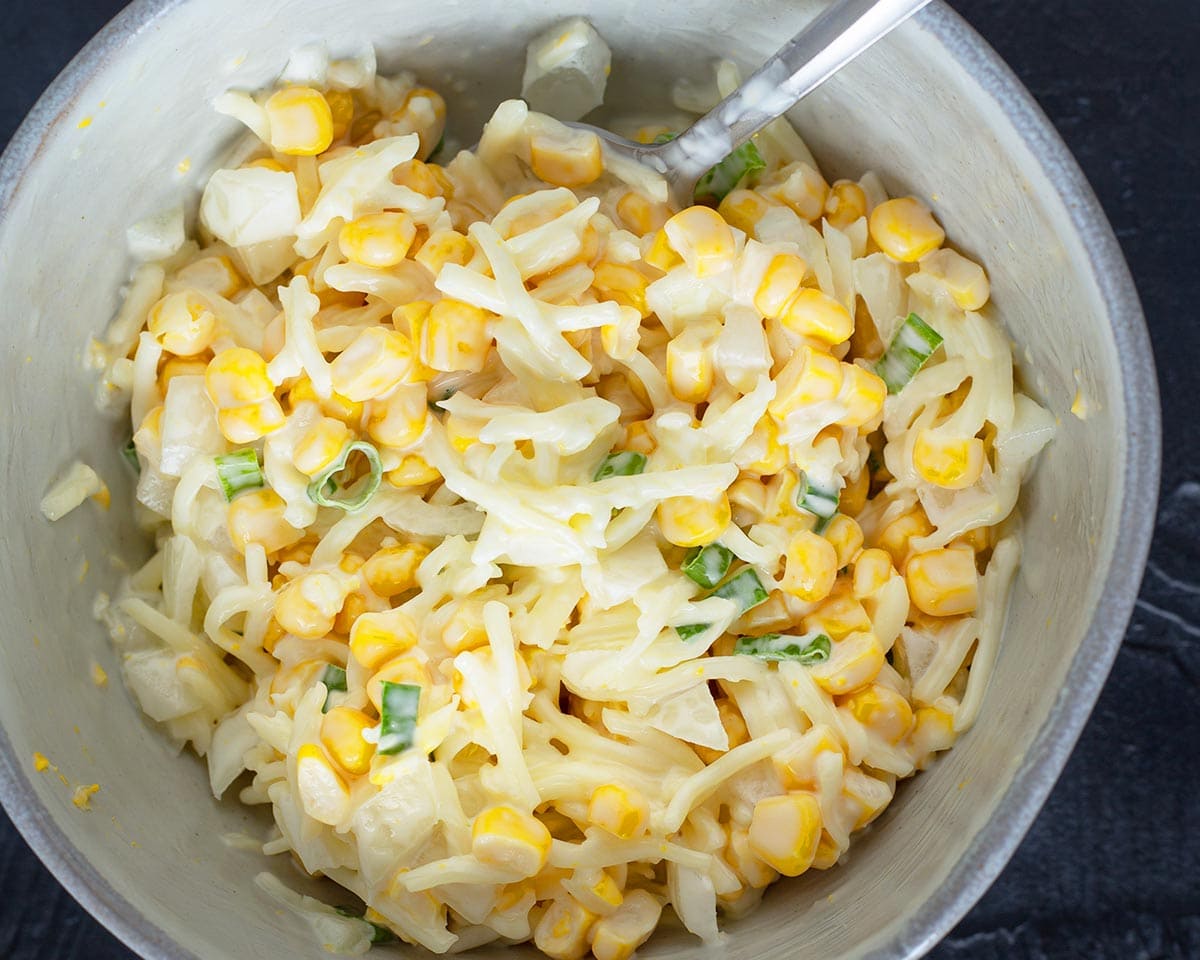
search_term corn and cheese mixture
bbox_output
[90,39,1055,960]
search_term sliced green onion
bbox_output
[594,450,646,481]
[796,471,839,534]
[734,631,832,664]
[378,681,421,755]
[121,438,140,474]
[307,441,382,512]
[215,449,264,501]
[682,543,735,589]
[694,141,766,205]
[334,907,397,944]
[874,313,943,394]
[675,623,711,642]
[320,664,347,712]
[712,567,770,611]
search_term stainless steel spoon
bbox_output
[578,0,934,207]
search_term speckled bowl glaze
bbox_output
[0,1,1159,958]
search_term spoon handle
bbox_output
[656,0,934,203]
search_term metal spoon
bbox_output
[579,0,934,207]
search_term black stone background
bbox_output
[1,0,1196,957]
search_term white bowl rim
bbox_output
[0,2,1161,959]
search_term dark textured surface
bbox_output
[1,1,1196,958]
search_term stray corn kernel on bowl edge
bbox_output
[0,2,1158,960]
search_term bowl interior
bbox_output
[0,1,1147,958]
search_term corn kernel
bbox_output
[656,492,731,548]
[293,416,352,476]
[533,896,597,960]
[295,743,350,825]
[768,346,844,420]
[472,805,552,877]
[663,206,736,278]
[329,327,416,402]
[803,590,872,640]
[905,548,979,617]
[725,826,777,889]
[869,197,945,262]
[564,867,624,916]
[588,784,650,840]
[842,768,894,829]
[529,128,604,188]
[823,179,868,230]
[385,453,441,487]
[764,162,829,221]
[772,725,843,790]
[362,543,428,600]
[366,655,430,713]
[217,398,286,443]
[274,572,346,640]
[227,489,304,555]
[592,262,648,316]
[441,599,491,654]
[781,530,837,603]
[810,631,885,694]
[414,229,473,276]
[615,190,668,235]
[366,383,428,450]
[332,589,367,636]
[589,890,662,960]
[910,706,957,764]
[622,420,656,456]
[148,291,217,356]
[737,416,788,477]
[754,252,807,320]
[693,698,750,765]
[718,188,772,235]
[174,255,243,299]
[320,706,376,776]
[392,159,444,198]
[350,608,419,670]
[824,515,864,568]
[205,347,275,408]
[643,228,683,272]
[325,88,354,139]
[158,358,209,392]
[852,548,895,598]
[265,86,334,156]
[339,211,417,268]
[748,792,822,877]
[781,288,853,346]
[665,332,714,404]
[420,298,492,373]
[842,683,915,742]
[877,510,933,567]
[913,430,986,489]
[838,364,888,429]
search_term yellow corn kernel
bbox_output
[227,489,303,555]
[362,542,429,598]
[905,548,979,617]
[592,262,649,316]
[329,327,415,402]
[533,896,597,960]
[472,805,552,877]
[811,831,842,870]
[718,188,772,235]
[443,414,483,454]
[265,86,333,156]
[663,206,736,278]
[147,291,217,356]
[803,589,872,640]
[332,589,366,636]
[765,162,829,221]
[420,298,492,373]
[910,706,957,764]
[665,333,714,404]
[656,492,731,548]
[385,453,441,487]
[869,197,945,262]
[842,683,915,743]
[781,288,853,346]
[588,784,650,840]
[218,398,286,443]
[772,725,843,790]
[852,548,895,598]
[338,211,417,268]
[349,608,419,670]
[158,358,209,392]
[725,826,778,889]
[643,228,683,273]
[205,347,274,408]
[366,655,430,713]
[838,363,888,429]
[811,631,885,694]
[441,599,491,654]
[295,743,350,825]
[728,476,769,522]
[842,768,894,829]
[325,88,354,139]
[292,416,352,476]
[565,867,624,917]
[392,159,444,198]
[781,530,837,603]
[365,383,427,450]
[246,156,288,173]
[768,346,845,420]
[824,515,864,569]
[738,416,788,477]
[748,792,822,877]
[615,190,668,235]
[320,706,376,776]
[274,572,346,640]
[877,510,934,567]
[529,128,604,188]
[824,179,868,230]
[693,698,751,765]
[589,890,662,960]
[174,255,243,298]
[414,229,473,276]
[913,431,986,490]
[754,252,807,320]
[921,249,990,311]
[392,299,432,340]
[622,420,656,456]
[839,468,869,519]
